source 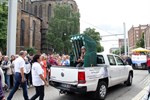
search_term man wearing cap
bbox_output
[76,46,86,67]
[7,51,29,100]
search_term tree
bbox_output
[26,47,36,56]
[113,46,128,55]
[47,4,80,54]
[83,28,104,52]
[112,49,120,55]
[136,32,145,48]
[120,46,128,54]
[0,2,8,54]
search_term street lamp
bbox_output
[7,0,18,57]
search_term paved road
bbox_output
[5,70,149,100]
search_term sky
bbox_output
[75,0,150,53]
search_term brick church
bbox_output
[16,0,78,53]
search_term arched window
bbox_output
[34,6,37,16]
[26,2,29,11]
[32,21,36,47]
[20,19,25,46]
[39,5,42,18]
[48,4,51,21]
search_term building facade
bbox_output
[118,39,124,48]
[16,0,78,53]
[145,25,150,49]
[128,24,148,52]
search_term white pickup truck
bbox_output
[50,53,133,100]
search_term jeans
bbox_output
[25,74,30,85]
[29,72,32,85]
[7,72,29,100]
[12,74,15,87]
[5,74,10,89]
[30,85,44,100]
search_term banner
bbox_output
[131,55,147,64]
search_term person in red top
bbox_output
[40,54,47,79]
[147,55,150,73]
[49,55,58,66]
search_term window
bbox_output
[107,55,116,65]
[115,56,124,65]
[39,5,42,18]
[22,0,25,10]
[48,4,51,21]
[34,6,37,16]
[70,4,73,9]
[26,2,29,11]
[32,21,36,47]
[97,55,105,64]
[20,19,25,46]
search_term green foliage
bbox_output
[47,4,80,54]
[83,28,104,52]
[113,46,128,55]
[26,48,36,56]
[136,32,145,48]
[120,46,128,54]
[0,2,8,54]
[112,49,120,55]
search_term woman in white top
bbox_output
[24,57,31,87]
[30,55,48,100]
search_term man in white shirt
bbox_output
[7,51,29,100]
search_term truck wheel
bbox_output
[126,73,133,86]
[95,81,107,100]
[132,64,135,69]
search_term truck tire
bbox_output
[95,81,107,100]
[142,64,147,70]
[132,64,136,69]
[126,73,133,86]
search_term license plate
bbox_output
[60,84,71,88]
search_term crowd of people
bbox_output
[0,51,71,100]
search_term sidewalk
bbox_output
[132,74,150,100]
[132,86,149,100]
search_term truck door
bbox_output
[114,56,128,81]
[107,55,121,86]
